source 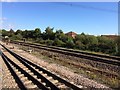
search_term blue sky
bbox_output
[1,2,118,35]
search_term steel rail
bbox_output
[1,44,82,90]
[1,51,27,90]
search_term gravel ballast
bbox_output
[8,44,111,89]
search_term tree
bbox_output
[45,27,55,40]
[81,32,85,35]
[75,34,86,45]
[65,38,75,48]
[1,29,9,37]
[116,36,120,56]
[15,29,22,35]
[56,30,63,34]
[10,34,23,40]
[75,40,85,50]
[22,30,28,38]
[55,30,64,40]
[86,35,98,45]
[33,28,41,39]
[96,36,116,54]
[60,33,69,43]
[8,29,15,37]
[1,27,117,56]
[53,38,65,46]
[75,34,98,50]
[45,39,54,46]
[22,30,34,39]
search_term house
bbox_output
[66,31,77,38]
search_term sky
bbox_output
[1,1,119,35]
[0,0,119,2]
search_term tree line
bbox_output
[1,27,120,56]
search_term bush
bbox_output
[45,39,54,46]
[65,39,75,48]
[53,38,65,47]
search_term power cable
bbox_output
[52,2,118,13]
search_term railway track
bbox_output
[0,44,83,90]
[11,40,120,66]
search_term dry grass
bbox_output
[15,45,119,89]
[32,51,120,89]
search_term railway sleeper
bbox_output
[26,84,37,89]
[21,77,28,81]
[38,79,42,82]
[46,76,53,80]
[32,75,37,79]
[51,80,59,85]
[25,69,31,73]
[24,80,32,85]
[1,44,83,90]
[42,73,47,77]
[42,82,46,86]
[20,77,37,89]
[58,84,69,89]
[19,74,24,78]
[28,72,34,75]
[16,71,21,74]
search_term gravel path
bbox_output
[8,44,111,89]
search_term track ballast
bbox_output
[11,40,120,66]
[0,44,82,90]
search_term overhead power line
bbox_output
[53,2,118,13]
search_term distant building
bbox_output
[66,31,77,38]
[101,35,118,40]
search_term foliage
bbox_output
[53,38,65,47]
[1,27,119,56]
[65,38,75,48]
[2,29,9,37]
[45,39,54,46]
[115,36,120,56]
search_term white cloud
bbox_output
[0,0,17,2]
